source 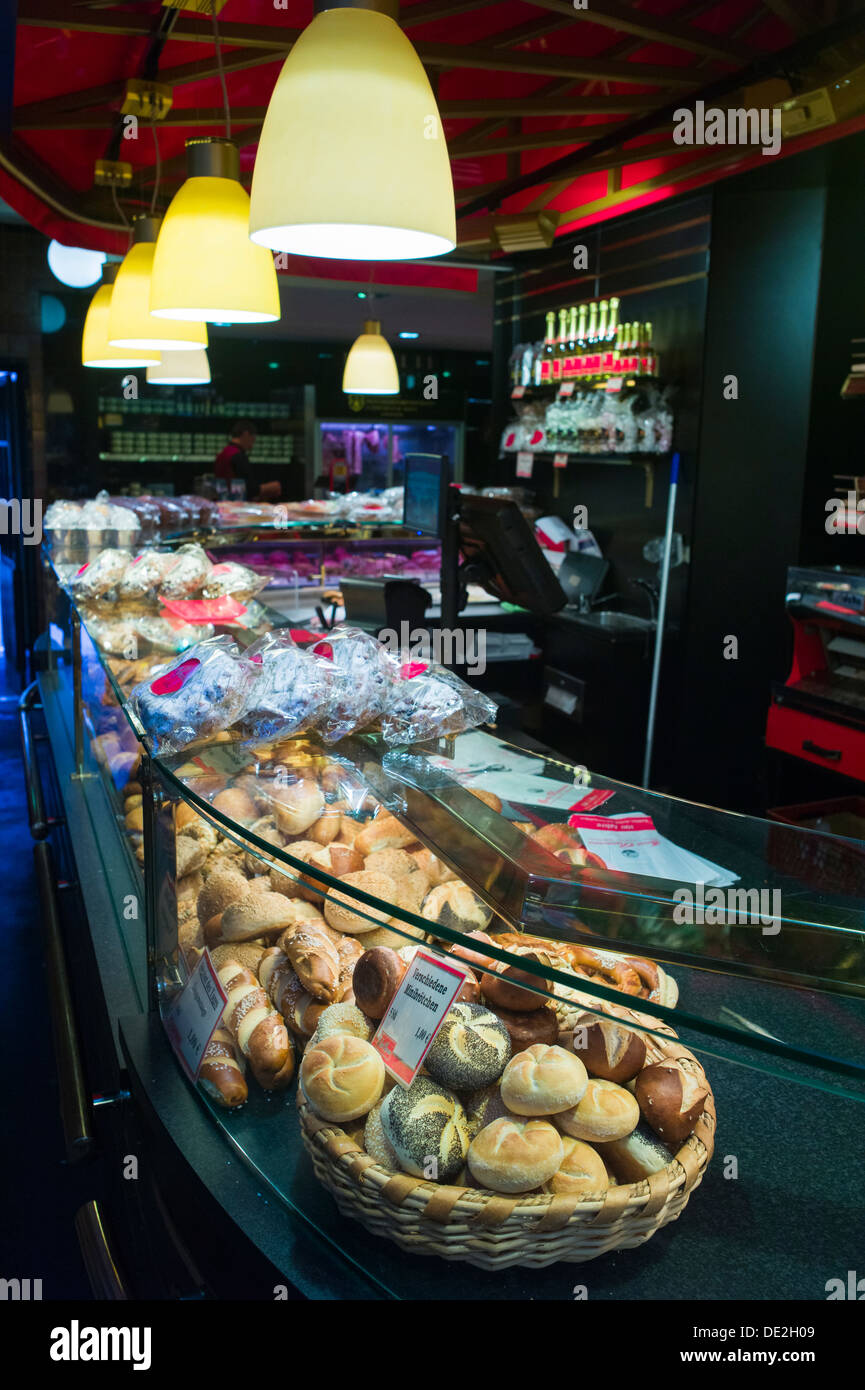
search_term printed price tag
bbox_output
[164,950,227,1082]
[569,788,615,813]
[516,451,534,477]
[372,949,469,1087]
[558,382,575,398]
[605,375,624,393]
[511,385,526,399]
[553,452,568,469]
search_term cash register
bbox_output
[766,565,865,782]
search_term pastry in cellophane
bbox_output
[311,627,394,742]
[67,548,131,599]
[380,656,498,746]
[201,561,268,601]
[236,630,335,742]
[134,613,215,653]
[118,549,173,599]
[128,634,257,753]
[159,543,213,598]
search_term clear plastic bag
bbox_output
[159,542,213,598]
[311,626,394,742]
[118,550,173,599]
[133,613,214,653]
[380,656,498,746]
[67,548,131,598]
[127,634,257,754]
[201,560,268,601]
[235,630,336,742]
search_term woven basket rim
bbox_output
[298,1001,716,1226]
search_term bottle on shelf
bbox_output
[554,307,569,380]
[606,296,620,344]
[586,300,599,347]
[541,310,557,383]
[576,302,588,352]
[597,300,609,345]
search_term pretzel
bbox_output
[566,944,643,996]
[622,955,660,998]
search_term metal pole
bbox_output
[71,610,85,777]
[642,453,679,789]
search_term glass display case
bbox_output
[317,419,464,491]
[33,547,865,1298]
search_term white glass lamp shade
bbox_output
[82,282,161,368]
[249,7,456,260]
[108,242,208,350]
[146,348,211,385]
[150,173,279,323]
[49,240,106,288]
[342,321,399,394]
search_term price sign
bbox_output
[558,381,575,398]
[516,451,534,477]
[372,949,469,1087]
[605,375,624,394]
[553,452,568,469]
[164,950,227,1081]
[511,385,526,399]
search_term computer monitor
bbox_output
[403,453,449,538]
[457,492,567,616]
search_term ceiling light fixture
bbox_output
[150,139,279,323]
[146,347,210,385]
[82,265,161,368]
[108,216,208,351]
[399,331,419,339]
[48,240,106,289]
[342,319,399,394]
[249,0,455,261]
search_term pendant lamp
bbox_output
[150,139,279,323]
[108,216,208,351]
[249,0,456,260]
[82,265,161,368]
[146,347,211,385]
[342,320,399,394]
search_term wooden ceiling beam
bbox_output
[15,106,267,131]
[416,41,700,85]
[402,0,496,25]
[441,95,654,117]
[448,123,624,156]
[524,0,755,63]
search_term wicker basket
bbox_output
[298,1004,715,1270]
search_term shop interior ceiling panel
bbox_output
[5,0,865,275]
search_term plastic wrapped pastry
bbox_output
[380,657,498,746]
[159,543,212,598]
[236,630,335,742]
[311,627,394,743]
[68,548,131,599]
[128,635,257,754]
[79,611,140,658]
[118,549,173,599]
[134,613,215,653]
[201,561,266,601]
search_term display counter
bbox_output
[25,545,865,1299]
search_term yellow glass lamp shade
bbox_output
[146,348,211,385]
[249,6,456,260]
[342,320,399,395]
[108,219,208,351]
[82,276,161,368]
[150,139,280,323]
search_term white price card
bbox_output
[372,949,469,1087]
[511,385,526,399]
[164,950,227,1081]
[553,452,568,469]
[516,450,534,477]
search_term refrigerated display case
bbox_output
[22,549,865,1299]
[317,420,464,492]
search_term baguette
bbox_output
[217,960,295,1090]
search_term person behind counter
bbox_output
[214,420,281,503]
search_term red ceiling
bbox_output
[0,1,848,290]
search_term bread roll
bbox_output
[464,1084,514,1138]
[357,919,427,951]
[196,866,249,931]
[212,787,258,825]
[273,900,329,941]
[467,1117,563,1194]
[500,1044,588,1116]
[176,833,207,879]
[381,1075,469,1182]
[603,1121,673,1184]
[480,951,553,1013]
[450,930,497,971]
[282,920,341,1002]
[210,941,266,976]
[487,1003,559,1051]
[300,1034,385,1123]
[424,1002,511,1091]
[555,1078,640,1143]
[634,1063,708,1145]
[363,848,417,879]
[571,1012,647,1083]
[543,1136,609,1197]
[387,868,430,916]
[352,947,407,1019]
[221,891,299,942]
[421,882,493,936]
[410,848,458,885]
[468,787,503,813]
[308,807,342,846]
[308,1002,374,1046]
[217,960,295,1090]
[271,778,325,836]
[354,814,416,857]
[364,1099,400,1170]
[323,870,398,934]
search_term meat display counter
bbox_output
[23,547,865,1301]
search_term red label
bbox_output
[150,657,200,695]
[399,661,429,679]
[76,563,90,577]
[129,554,144,567]
[161,597,247,623]
[313,641,334,661]
[568,788,615,814]
[290,628,317,643]
[570,813,654,833]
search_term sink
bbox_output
[573,611,656,633]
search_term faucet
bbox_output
[629,577,659,622]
